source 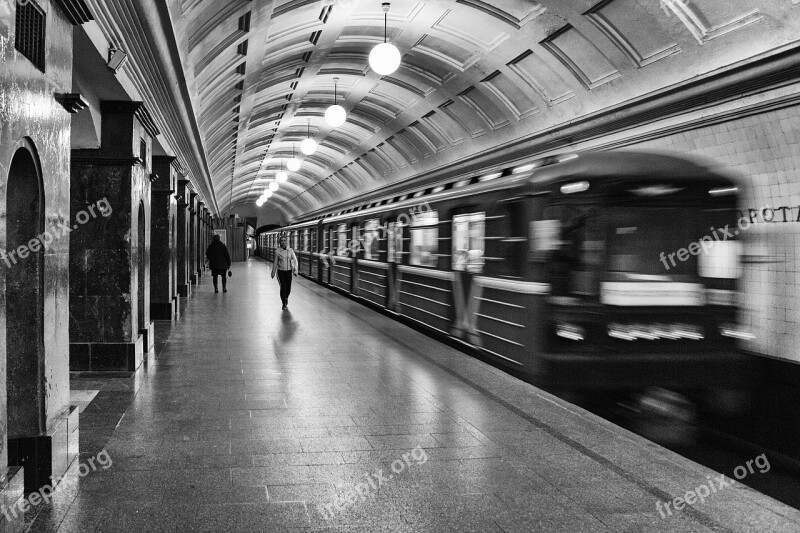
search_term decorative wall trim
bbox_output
[71,149,144,166]
[54,93,88,113]
[53,0,93,25]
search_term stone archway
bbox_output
[5,144,46,441]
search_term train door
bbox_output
[350,224,358,293]
[451,209,485,346]
[313,225,321,282]
[327,226,335,284]
[386,217,403,312]
[270,233,275,262]
[358,218,386,307]
[332,222,350,291]
[320,226,328,284]
[303,228,310,276]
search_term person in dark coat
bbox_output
[206,234,232,293]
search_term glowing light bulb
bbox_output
[300,137,317,155]
[269,181,279,192]
[276,170,288,183]
[264,189,273,198]
[369,42,401,76]
[287,158,300,172]
[256,198,264,207]
[325,104,346,127]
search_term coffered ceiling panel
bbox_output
[93,0,796,220]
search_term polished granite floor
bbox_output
[23,259,800,532]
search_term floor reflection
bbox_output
[278,308,299,343]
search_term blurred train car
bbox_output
[257,152,751,405]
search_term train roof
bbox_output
[262,151,736,233]
[527,151,732,189]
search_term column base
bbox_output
[69,338,144,371]
[150,300,176,321]
[177,283,191,297]
[7,406,79,493]
[0,466,25,531]
[140,322,155,360]
[173,296,181,320]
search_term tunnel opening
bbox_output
[5,143,46,458]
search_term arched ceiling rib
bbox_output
[132,0,800,219]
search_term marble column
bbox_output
[176,179,192,297]
[197,201,206,281]
[0,0,81,499]
[189,192,198,285]
[204,209,211,271]
[150,156,179,320]
[69,101,156,371]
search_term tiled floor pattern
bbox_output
[21,260,800,532]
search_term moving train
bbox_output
[258,151,750,402]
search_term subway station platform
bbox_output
[24,259,800,532]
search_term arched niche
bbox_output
[5,141,46,440]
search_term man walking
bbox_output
[271,234,298,309]
[206,234,232,293]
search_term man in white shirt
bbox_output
[271,234,298,309]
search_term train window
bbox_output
[387,221,402,263]
[452,212,485,273]
[608,208,693,276]
[496,200,526,278]
[336,223,348,256]
[698,241,740,279]
[410,211,438,267]
[533,206,603,296]
[529,219,561,257]
[303,229,309,251]
[363,219,380,260]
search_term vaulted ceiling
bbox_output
[84,0,800,222]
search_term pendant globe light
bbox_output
[325,77,347,127]
[300,120,317,155]
[269,181,279,192]
[263,189,273,198]
[287,144,301,172]
[369,3,401,76]
[256,197,264,207]
[275,158,289,183]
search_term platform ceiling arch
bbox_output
[87,0,799,220]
